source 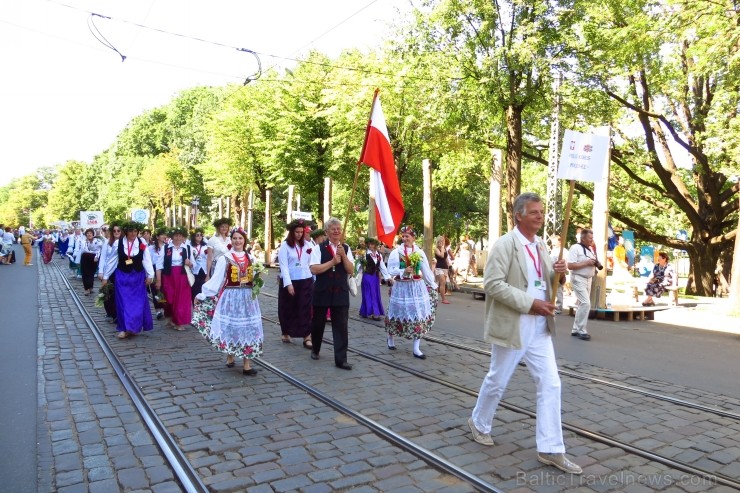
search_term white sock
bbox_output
[387,335,395,347]
[413,339,423,356]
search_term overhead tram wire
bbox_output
[44,0,439,84]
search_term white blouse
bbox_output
[207,235,231,266]
[155,243,190,270]
[102,237,154,280]
[278,240,313,286]
[190,242,209,275]
[387,244,437,288]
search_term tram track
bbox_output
[258,312,740,491]
[53,262,497,492]
[259,289,740,489]
[56,266,739,492]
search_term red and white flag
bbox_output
[359,91,404,247]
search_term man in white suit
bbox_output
[467,192,582,475]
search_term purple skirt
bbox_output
[114,268,153,334]
[277,277,313,337]
[359,273,384,318]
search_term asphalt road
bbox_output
[0,245,38,493]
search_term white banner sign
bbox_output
[80,211,104,229]
[292,211,313,221]
[557,129,610,182]
[131,209,150,224]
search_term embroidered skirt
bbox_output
[192,287,263,359]
[385,280,438,339]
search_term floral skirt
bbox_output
[192,287,263,359]
[385,281,438,339]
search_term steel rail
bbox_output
[54,263,208,493]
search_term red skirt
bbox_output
[162,267,192,326]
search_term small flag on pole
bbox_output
[359,90,404,247]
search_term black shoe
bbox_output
[336,362,352,370]
[578,333,591,341]
[571,331,578,337]
[388,344,397,350]
[226,360,235,368]
[310,352,319,360]
[413,353,427,360]
[242,368,258,375]
[156,311,164,320]
[387,337,396,350]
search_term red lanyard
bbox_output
[404,245,411,262]
[524,244,542,279]
[195,245,202,258]
[295,245,302,263]
[126,239,136,258]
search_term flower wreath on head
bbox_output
[399,225,416,236]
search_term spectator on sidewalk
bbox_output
[567,228,599,341]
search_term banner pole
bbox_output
[343,89,380,237]
[551,179,575,305]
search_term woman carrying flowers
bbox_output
[385,226,438,359]
[193,228,264,375]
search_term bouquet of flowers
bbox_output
[95,282,115,307]
[354,255,367,273]
[249,262,268,298]
[407,252,423,277]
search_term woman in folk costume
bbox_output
[155,228,193,332]
[148,229,168,320]
[277,219,314,347]
[189,228,209,301]
[76,228,103,294]
[193,228,264,375]
[101,221,155,339]
[206,217,232,279]
[97,223,121,322]
[57,229,70,258]
[42,229,55,264]
[359,237,392,320]
[385,226,438,359]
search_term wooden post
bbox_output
[323,177,332,226]
[488,148,503,246]
[264,189,272,266]
[591,126,611,309]
[184,205,189,228]
[247,190,254,239]
[423,159,433,260]
[218,198,223,218]
[368,172,377,238]
[226,196,231,221]
[287,185,295,223]
[296,194,301,212]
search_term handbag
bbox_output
[347,275,358,296]
[184,265,196,287]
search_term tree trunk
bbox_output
[728,201,740,305]
[685,241,719,297]
[505,104,524,231]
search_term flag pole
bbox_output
[343,88,380,237]
[551,179,575,305]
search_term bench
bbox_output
[632,283,680,305]
[567,304,668,321]
[467,287,486,300]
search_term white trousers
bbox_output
[471,325,565,453]
[571,274,592,334]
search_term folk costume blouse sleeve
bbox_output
[103,240,119,280]
[197,255,228,299]
[387,248,402,278]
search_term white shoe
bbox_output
[467,418,494,446]
[537,453,583,474]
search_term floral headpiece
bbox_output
[169,227,188,237]
[287,218,311,231]
[230,227,248,239]
[399,225,416,236]
[213,217,233,228]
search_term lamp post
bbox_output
[191,197,200,228]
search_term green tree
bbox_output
[573,0,740,295]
